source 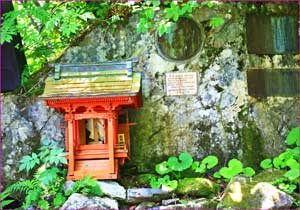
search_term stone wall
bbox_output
[59,3,299,172]
[1,96,65,187]
[2,3,299,185]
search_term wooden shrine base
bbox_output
[67,159,119,180]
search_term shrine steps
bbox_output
[68,159,119,180]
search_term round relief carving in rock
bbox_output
[156,17,203,62]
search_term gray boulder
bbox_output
[149,198,218,210]
[221,176,294,209]
[127,188,171,204]
[97,181,126,200]
[60,193,118,210]
[63,180,126,200]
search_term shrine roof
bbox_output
[41,60,141,98]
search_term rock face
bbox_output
[1,96,64,187]
[59,3,300,172]
[2,3,300,186]
[176,178,218,197]
[221,176,294,209]
[60,193,118,210]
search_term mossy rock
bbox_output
[136,174,157,186]
[119,174,157,188]
[253,169,285,183]
[221,176,294,209]
[175,178,218,197]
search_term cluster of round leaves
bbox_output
[260,127,300,181]
[155,152,193,175]
[213,159,255,180]
[151,153,219,191]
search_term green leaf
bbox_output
[202,155,218,169]
[39,168,59,185]
[150,177,161,188]
[286,127,300,146]
[195,163,206,173]
[286,159,300,170]
[273,157,283,169]
[209,17,225,27]
[284,169,300,180]
[145,8,155,19]
[60,157,68,164]
[213,171,221,178]
[155,161,170,175]
[167,152,193,171]
[219,167,236,179]
[38,199,49,210]
[288,184,297,192]
[173,14,179,21]
[162,179,178,191]
[19,163,27,172]
[152,1,160,7]
[260,159,273,169]
[1,200,15,208]
[192,161,200,170]
[242,167,255,177]
[228,159,243,173]
[79,12,95,21]
[53,193,66,208]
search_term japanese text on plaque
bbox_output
[165,72,198,96]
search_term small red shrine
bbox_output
[41,60,142,180]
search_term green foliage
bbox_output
[286,127,300,146]
[150,175,178,191]
[66,176,103,197]
[2,139,68,209]
[214,159,255,180]
[192,155,218,173]
[1,189,15,208]
[260,158,272,170]
[0,1,116,93]
[167,152,193,172]
[53,193,67,208]
[132,1,224,37]
[260,127,300,195]
[19,139,67,173]
[209,17,225,27]
[1,1,225,95]
[150,153,218,191]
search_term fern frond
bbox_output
[5,180,36,194]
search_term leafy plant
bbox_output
[150,175,178,191]
[132,1,225,37]
[192,155,218,174]
[1,190,15,208]
[2,139,68,209]
[213,159,255,181]
[66,176,103,197]
[260,127,300,195]
[1,1,226,96]
[155,152,193,179]
[150,153,219,191]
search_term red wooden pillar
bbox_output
[66,114,74,176]
[107,111,117,173]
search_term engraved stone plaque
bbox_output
[165,72,198,96]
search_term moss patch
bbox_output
[238,120,265,170]
[176,178,218,197]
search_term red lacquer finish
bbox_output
[45,92,142,180]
